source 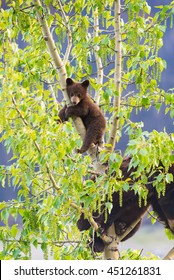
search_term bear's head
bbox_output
[66,78,89,105]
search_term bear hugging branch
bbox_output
[58,78,106,154]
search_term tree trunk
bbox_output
[103,224,119,260]
[107,0,122,152]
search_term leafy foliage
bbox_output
[121,249,160,260]
[0,0,174,259]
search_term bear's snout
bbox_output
[71,96,80,105]
[72,101,78,105]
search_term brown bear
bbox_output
[58,78,106,153]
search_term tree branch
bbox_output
[57,0,72,63]
[33,0,88,147]
[102,224,120,260]
[118,206,150,242]
[93,8,103,105]
[102,0,122,260]
[107,0,122,152]
[163,247,174,260]
[33,0,66,90]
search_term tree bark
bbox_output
[163,247,174,260]
[33,0,86,142]
[107,0,122,152]
[103,0,122,260]
[103,224,120,260]
[93,8,104,105]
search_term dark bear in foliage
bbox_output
[77,190,149,252]
[58,78,106,153]
[77,156,174,252]
[149,163,174,233]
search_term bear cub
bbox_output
[58,78,106,153]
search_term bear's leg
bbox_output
[157,189,174,233]
[77,125,105,153]
[115,221,127,235]
[58,105,67,122]
[89,233,105,253]
[77,129,96,153]
[117,220,142,241]
[150,194,168,225]
[77,213,91,231]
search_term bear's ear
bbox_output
[66,78,74,86]
[81,80,89,88]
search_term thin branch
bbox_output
[147,210,166,226]
[47,79,58,105]
[3,239,80,245]
[33,0,69,107]
[20,5,35,11]
[93,8,104,105]
[107,0,122,152]
[56,0,72,63]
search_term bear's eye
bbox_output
[70,93,74,97]
[77,94,81,98]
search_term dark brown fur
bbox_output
[77,156,174,252]
[58,78,106,153]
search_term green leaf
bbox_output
[156,173,164,182]
[105,202,113,214]
[166,173,173,183]
[11,225,19,238]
